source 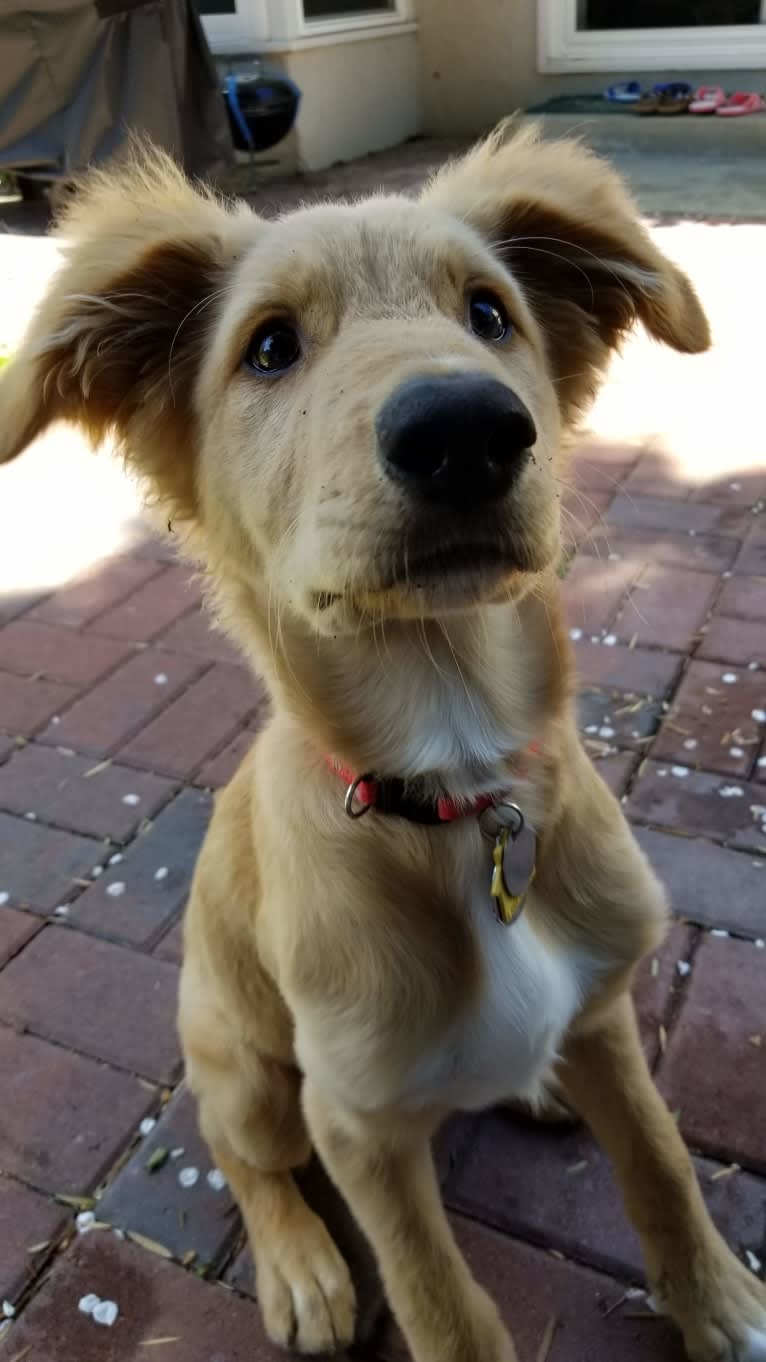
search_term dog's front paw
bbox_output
[461,1284,518,1362]
[254,1210,355,1354]
[656,1242,766,1362]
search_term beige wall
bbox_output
[280,31,420,172]
[418,0,538,135]
[417,0,764,135]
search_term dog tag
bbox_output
[490,823,536,926]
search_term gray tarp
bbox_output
[0,0,235,179]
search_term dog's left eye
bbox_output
[244,321,302,374]
[468,292,510,343]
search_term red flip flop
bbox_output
[689,85,726,114]
[716,92,766,117]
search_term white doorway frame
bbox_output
[538,0,766,73]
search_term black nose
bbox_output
[376,373,536,512]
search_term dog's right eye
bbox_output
[244,321,302,375]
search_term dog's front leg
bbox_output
[303,1083,516,1362]
[559,993,766,1362]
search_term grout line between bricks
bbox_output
[0,1014,180,1088]
[0,778,199,923]
[46,902,186,958]
[447,1203,646,1290]
[0,917,44,972]
[112,702,264,785]
[65,559,169,633]
[25,655,214,754]
[0,777,183,849]
[0,798,106,845]
[650,924,702,1077]
[12,556,169,638]
[86,578,196,641]
[626,809,766,862]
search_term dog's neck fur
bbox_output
[226,571,569,801]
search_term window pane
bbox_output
[194,0,237,13]
[304,0,394,19]
[577,0,759,27]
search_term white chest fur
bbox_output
[397,881,589,1113]
[292,847,601,1118]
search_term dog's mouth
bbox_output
[384,541,520,589]
[310,537,533,617]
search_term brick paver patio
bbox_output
[0,145,764,1361]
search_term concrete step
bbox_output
[531,109,766,157]
[524,111,766,218]
[610,151,766,217]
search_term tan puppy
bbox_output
[2,123,764,1362]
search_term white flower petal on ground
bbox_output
[751,709,766,724]
[2,1302,15,1319]
[76,1211,96,1234]
[78,1293,101,1316]
[122,794,141,806]
[106,882,126,898]
[721,673,738,684]
[0,892,9,906]
[671,766,689,779]
[139,1117,157,1138]
[719,786,744,798]
[154,867,169,882]
[682,738,698,751]
[154,673,169,686]
[108,853,123,866]
[206,1168,227,1191]
[677,961,692,978]
[92,1300,119,1327]
[178,1166,199,1189]
[569,628,582,641]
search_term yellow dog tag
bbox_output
[490,824,536,926]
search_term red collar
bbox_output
[326,745,538,825]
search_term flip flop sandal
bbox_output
[634,90,660,115]
[657,92,692,114]
[605,81,642,104]
[634,81,691,115]
[656,82,693,114]
[716,91,766,116]
[689,85,727,114]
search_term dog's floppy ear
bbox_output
[0,146,254,520]
[423,121,711,420]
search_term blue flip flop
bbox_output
[605,81,642,104]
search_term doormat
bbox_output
[526,94,634,115]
